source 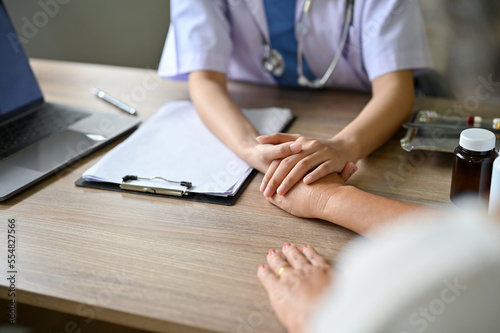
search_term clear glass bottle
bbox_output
[450,129,498,207]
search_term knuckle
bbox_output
[288,274,301,287]
[278,145,287,156]
[305,248,317,257]
[309,253,320,262]
[271,196,283,206]
[282,175,299,188]
[303,265,314,275]
[297,159,315,172]
[269,256,281,266]
[267,178,279,189]
[280,157,295,169]
[311,254,327,265]
[280,178,291,189]
[271,159,282,168]
[310,163,324,173]
[296,136,307,144]
[305,139,321,150]
[313,163,331,176]
[320,146,330,154]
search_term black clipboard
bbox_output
[75,169,257,206]
[75,115,296,206]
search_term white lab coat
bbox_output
[159,0,434,92]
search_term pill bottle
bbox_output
[450,128,498,206]
[489,157,500,215]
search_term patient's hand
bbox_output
[258,244,333,333]
[267,162,356,219]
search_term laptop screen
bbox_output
[0,1,44,122]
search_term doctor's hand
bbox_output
[257,134,357,198]
[247,139,303,174]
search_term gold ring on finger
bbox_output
[277,264,291,277]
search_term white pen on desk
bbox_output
[91,88,138,116]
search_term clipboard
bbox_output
[75,169,258,205]
[75,101,296,205]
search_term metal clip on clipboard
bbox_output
[120,175,192,197]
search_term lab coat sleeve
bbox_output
[158,0,232,80]
[360,0,434,81]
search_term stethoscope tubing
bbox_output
[297,0,354,88]
[255,0,355,88]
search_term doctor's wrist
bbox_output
[328,135,361,164]
[242,143,268,174]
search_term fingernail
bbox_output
[283,242,291,249]
[350,166,358,176]
[264,187,273,198]
[300,245,308,251]
[259,264,265,269]
[277,185,285,195]
[290,143,301,153]
[268,249,276,255]
[260,181,266,192]
[303,176,312,184]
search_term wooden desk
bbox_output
[1,59,490,332]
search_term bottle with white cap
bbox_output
[450,128,498,207]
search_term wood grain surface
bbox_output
[1,59,486,332]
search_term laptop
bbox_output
[0,1,141,201]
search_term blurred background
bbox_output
[4,0,170,69]
[3,0,500,102]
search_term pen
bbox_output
[91,88,138,116]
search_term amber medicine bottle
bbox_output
[450,129,498,206]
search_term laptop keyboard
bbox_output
[0,104,90,159]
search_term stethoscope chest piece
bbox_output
[256,0,354,88]
[262,47,285,77]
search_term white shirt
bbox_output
[311,210,500,332]
[159,0,434,92]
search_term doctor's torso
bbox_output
[160,0,433,92]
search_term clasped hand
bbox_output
[257,133,356,198]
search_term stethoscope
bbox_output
[259,0,354,88]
